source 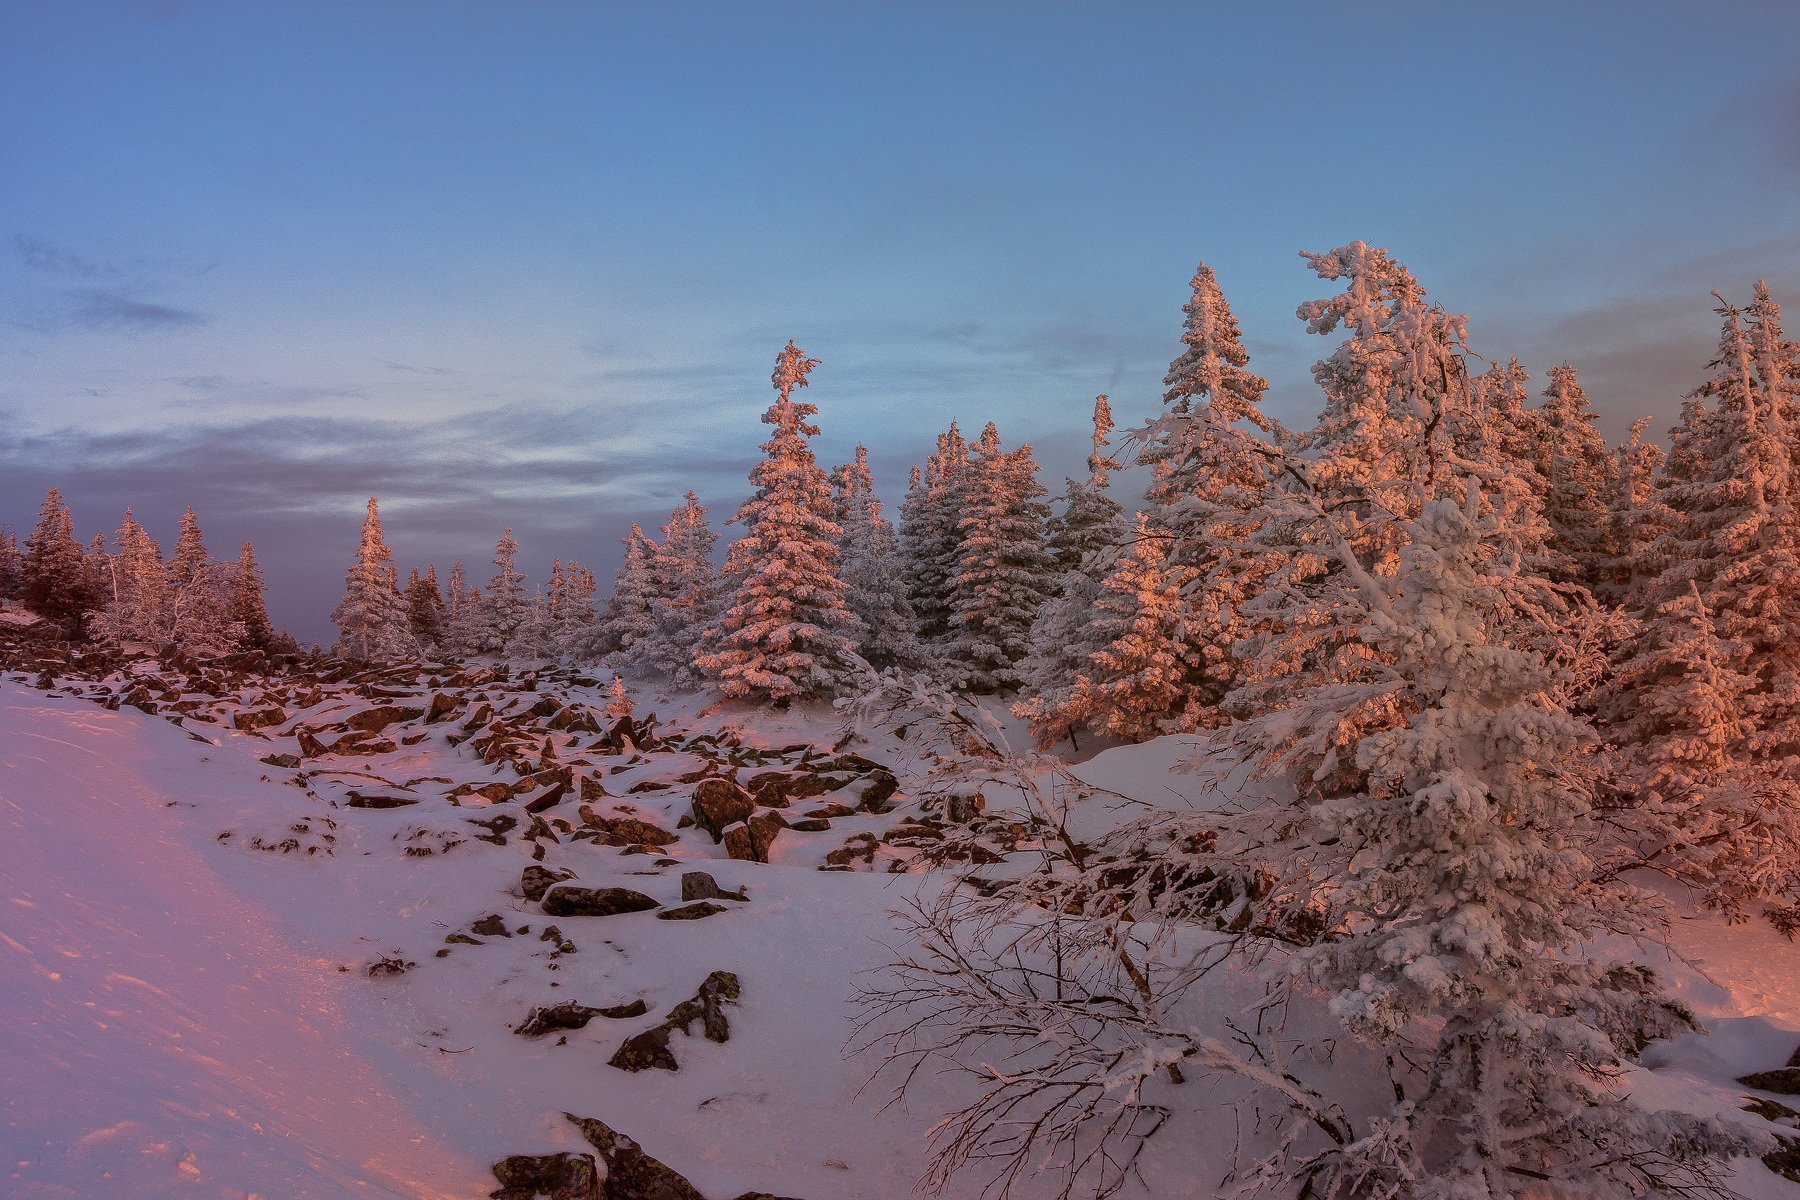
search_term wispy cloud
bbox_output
[13,235,122,279]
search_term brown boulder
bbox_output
[541,885,659,917]
[691,777,755,842]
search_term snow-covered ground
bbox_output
[4,671,1800,1199]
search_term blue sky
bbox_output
[4,1,1798,640]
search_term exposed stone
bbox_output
[1741,1068,1800,1095]
[424,692,460,723]
[787,818,831,833]
[514,1001,608,1038]
[858,769,900,810]
[724,811,787,863]
[679,871,747,903]
[233,706,287,732]
[489,1151,600,1200]
[564,1114,705,1200]
[259,752,301,769]
[608,1024,678,1072]
[657,902,727,921]
[691,777,755,842]
[666,970,739,1044]
[343,792,418,809]
[520,864,576,902]
[541,885,659,917]
[345,704,424,733]
[471,913,512,938]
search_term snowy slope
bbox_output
[4,675,1799,1199]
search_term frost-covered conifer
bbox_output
[163,507,236,655]
[405,565,447,651]
[230,541,279,653]
[1605,291,1800,923]
[1536,363,1617,588]
[1082,512,1202,741]
[1015,398,1125,744]
[603,523,663,668]
[483,529,529,655]
[945,422,1054,692]
[697,341,859,702]
[0,527,21,601]
[330,498,417,661]
[900,422,971,651]
[22,487,100,636]
[92,509,169,647]
[547,560,599,660]
[1135,264,1282,722]
[834,447,922,670]
[1602,417,1672,603]
[645,492,724,685]
[1228,490,1753,1198]
[441,561,486,659]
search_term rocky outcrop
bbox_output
[541,885,660,917]
[489,1151,599,1200]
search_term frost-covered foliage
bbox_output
[405,565,447,652]
[547,558,599,660]
[0,526,21,601]
[330,498,417,661]
[89,509,168,647]
[900,422,973,652]
[231,540,280,653]
[1224,490,1756,1200]
[441,561,485,659]
[483,529,529,655]
[945,422,1055,692]
[1082,513,1203,741]
[1598,290,1800,930]
[602,523,662,668]
[645,491,723,686]
[1536,362,1617,588]
[834,447,924,670]
[22,487,101,636]
[1133,263,1281,725]
[698,341,860,702]
[1015,397,1125,745]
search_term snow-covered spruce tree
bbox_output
[602,523,663,669]
[91,509,169,647]
[482,528,529,655]
[1598,290,1800,926]
[0,527,21,601]
[1459,359,1554,571]
[1081,512,1204,741]
[1015,396,1125,746]
[1536,362,1618,589]
[441,561,485,659]
[1602,416,1672,604]
[22,487,101,637]
[230,541,280,653]
[330,497,417,661]
[1227,245,1472,793]
[900,422,972,652]
[834,446,924,670]
[697,340,860,703]
[163,506,238,656]
[549,560,599,660]
[645,491,724,685]
[1599,581,1800,926]
[945,422,1055,693]
[405,565,447,652]
[1224,488,1756,1199]
[1132,262,1284,723]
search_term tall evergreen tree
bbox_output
[834,447,923,670]
[1082,512,1202,741]
[698,340,859,702]
[900,422,972,651]
[1136,263,1282,723]
[22,487,99,637]
[0,527,22,601]
[643,491,724,685]
[483,528,529,655]
[405,565,448,651]
[1016,397,1126,745]
[945,422,1054,692]
[164,506,235,654]
[92,508,169,647]
[1537,363,1617,588]
[602,523,662,667]
[330,497,417,661]
[230,540,279,653]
